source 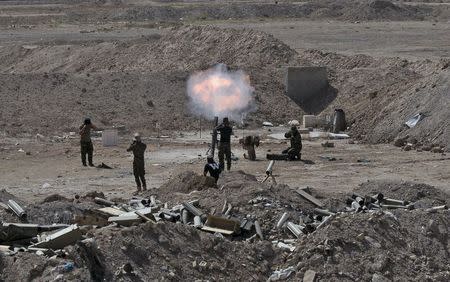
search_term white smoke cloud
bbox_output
[186,64,256,121]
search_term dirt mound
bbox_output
[158,170,217,194]
[0,25,297,73]
[302,49,450,148]
[0,25,304,136]
[1,222,279,281]
[307,0,434,21]
[354,180,449,208]
[70,1,447,24]
[280,210,450,281]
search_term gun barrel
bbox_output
[211,116,219,156]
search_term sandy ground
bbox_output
[213,19,450,59]
[1,127,449,203]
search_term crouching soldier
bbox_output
[282,125,302,160]
[203,156,221,183]
[127,133,147,194]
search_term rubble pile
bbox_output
[1,173,448,281]
[280,210,450,281]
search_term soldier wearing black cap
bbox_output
[79,118,97,166]
[216,117,233,171]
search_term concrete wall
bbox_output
[285,66,328,108]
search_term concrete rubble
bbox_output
[0,173,448,281]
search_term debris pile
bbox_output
[1,173,448,281]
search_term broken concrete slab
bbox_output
[303,269,317,282]
[202,215,240,235]
[97,207,126,216]
[293,189,324,207]
[108,215,142,226]
[32,224,82,250]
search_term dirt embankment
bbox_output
[0,26,304,136]
[1,25,449,148]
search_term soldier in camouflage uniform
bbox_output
[79,118,97,167]
[216,117,233,171]
[127,133,147,193]
[283,125,302,160]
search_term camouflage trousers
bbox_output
[133,162,146,190]
[218,142,231,171]
[80,141,93,165]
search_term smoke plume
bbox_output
[186,64,256,121]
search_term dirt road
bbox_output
[1,128,448,202]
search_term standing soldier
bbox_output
[216,117,233,171]
[240,135,260,161]
[127,133,147,194]
[79,118,97,167]
[283,125,302,160]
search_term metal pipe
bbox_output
[94,197,115,207]
[425,205,448,213]
[286,222,303,238]
[193,216,203,228]
[224,204,233,216]
[7,200,27,219]
[314,208,335,217]
[266,160,275,176]
[221,200,228,214]
[276,212,289,229]
[181,209,189,224]
[383,198,409,206]
[254,220,264,240]
[381,204,413,210]
[150,195,157,206]
[316,215,334,230]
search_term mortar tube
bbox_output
[266,160,275,176]
[94,197,115,207]
[276,212,289,229]
[211,116,219,157]
[7,200,27,219]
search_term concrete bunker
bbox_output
[285,66,336,114]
